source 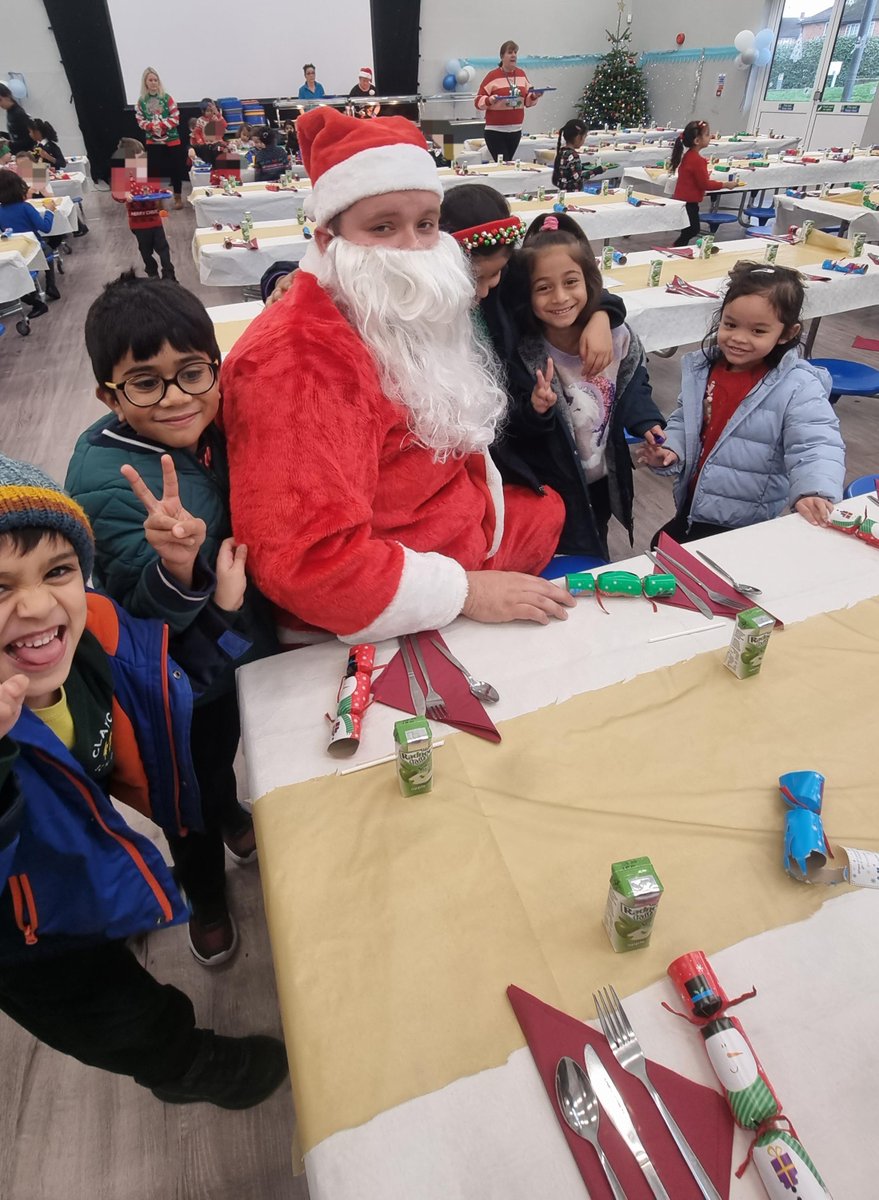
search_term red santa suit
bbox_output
[221,108,563,643]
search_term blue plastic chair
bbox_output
[843,475,878,499]
[701,211,739,234]
[743,204,775,226]
[809,358,879,406]
[540,554,607,580]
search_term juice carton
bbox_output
[724,607,776,679]
[394,717,433,796]
[647,258,663,287]
[603,857,663,952]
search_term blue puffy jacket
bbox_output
[659,348,845,529]
[0,593,202,963]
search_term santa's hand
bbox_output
[214,538,248,611]
[579,309,612,376]
[531,359,557,414]
[121,455,207,588]
[462,571,576,625]
[795,495,834,526]
[637,442,678,468]
[266,270,296,307]
[0,673,29,740]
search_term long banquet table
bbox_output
[207,232,879,352]
[624,153,879,199]
[189,180,313,226]
[774,188,879,241]
[0,233,48,304]
[194,218,312,286]
[236,508,879,1199]
[509,190,687,242]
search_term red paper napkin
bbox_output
[653,534,784,628]
[852,335,879,352]
[372,631,500,743]
[508,985,733,1200]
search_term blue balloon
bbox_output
[444,58,462,76]
[442,73,458,92]
[755,28,774,49]
[755,46,773,67]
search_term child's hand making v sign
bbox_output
[121,454,248,611]
[531,358,557,414]
[637,437,678,469]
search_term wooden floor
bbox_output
[1,189,878,1199]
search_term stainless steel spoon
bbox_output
[695,551,762,597]
[555,1056,627,1200]
[429,639,499,704]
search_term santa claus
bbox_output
[221,107,573,643]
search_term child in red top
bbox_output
[111,138,176,280]
[670,120,737,246]
[475,40,540,163]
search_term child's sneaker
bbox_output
[188,906,238,966]
[150,1032,288,1108]
[224,814,258,865]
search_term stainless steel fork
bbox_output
[594,986,722,1200]
[407,635,447,723]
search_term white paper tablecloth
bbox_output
[0,249,37,304]
[774,192,879,240]
[235,511,879,1200]
[438,165,554,196]
[613,237,879,353]
[194,218,312,286]
[64,156,90,187]
[625,155,879,199]
[28,195,76,236]
[469,134,800,165]
[510,193,687,243]
[189,165,256,186]
[189,181,313,226]
[46,172,86,201]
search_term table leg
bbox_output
[803,315,822,357]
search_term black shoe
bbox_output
[145,269,159,278]
[45,286,61,301]
[161,271,177,281]
[28,302,49,318]
[150,1032,288,1109]
[73,224,89,237]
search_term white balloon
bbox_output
[734,54,749,72]
[741,47,758,65]
[463,65,476,83]
[734,29,756,53]
[456,67,469,85]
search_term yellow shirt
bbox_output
[33,687,75,750]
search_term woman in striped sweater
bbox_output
[135,67,185,208]
[475,40,540,163]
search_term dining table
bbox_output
[623,153,879,201]
[509,189,687,244]
[193,217,313,286]
[466,133,801,164]
[0,233,47,304]
[774,188,879,241]
[234,504,879,1199]
[28,194,76,237]
[437,162,555,196]
[188,179,313,226]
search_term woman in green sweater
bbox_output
[135,67,185,208]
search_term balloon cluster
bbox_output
[442,58,476,92]
[734,28,775,72]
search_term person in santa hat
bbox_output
[220,107,573,645]
[347,67,380,119]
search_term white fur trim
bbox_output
[306,143,443,226]
[482,449,505,560]
[341,546,468,644]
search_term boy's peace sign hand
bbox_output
[120,454,207,590]
[531,358,557,414]
[0,674,29,741]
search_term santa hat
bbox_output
[298,107,443,228]
[358,67,373,81]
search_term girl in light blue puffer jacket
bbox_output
[640,262,845,544]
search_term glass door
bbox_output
[753,0,877,148]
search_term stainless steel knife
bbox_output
[584,1044,671,1200]
[643,549,714,621]
[398,637,425,716]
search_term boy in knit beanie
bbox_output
[0,454,288,1108]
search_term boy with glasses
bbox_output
[66,273,278,967]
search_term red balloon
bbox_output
[676,32,685,45]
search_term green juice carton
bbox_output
[724,607,776,679]
[603,857,663,952]
[394,717,433,796]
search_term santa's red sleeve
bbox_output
[221,285,469,643]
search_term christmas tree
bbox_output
[577,1,650,129]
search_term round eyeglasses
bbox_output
[104,360,219,408]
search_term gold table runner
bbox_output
[253,598,879,1155]
[195,221,306,248]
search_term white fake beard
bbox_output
[314,232,507,459]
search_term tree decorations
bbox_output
[577,1,650,129]
[451,217,524,253]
